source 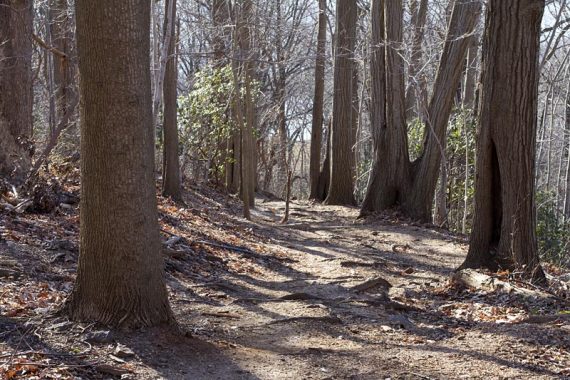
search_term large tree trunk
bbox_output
[162,0,182,201]
[361,0,480,221]
[361,0,411,214]
[325,0,357,206]
[309,0,327,201]
[0,0,33,183]
[459,0,546,283]
[65,0,174,327]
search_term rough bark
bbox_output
[361,0,410,214]
[65,0,174,327]
[408,0,482,221]
[234,0,255,217]
[325,0,357,206]
[459,0,546,284]
[162,0,182,201]
[309,0,327,201]
[0,0,33,183]
[361,0,480,221]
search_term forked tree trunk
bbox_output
[162,0,182,201]
[325,0,357,206]
[309,0,327,201]
[65,0,174,327]
[459,0,546,283]
[361,0,480,221]
[0,0,33,183]
[361,0,411,213]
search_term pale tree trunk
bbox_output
[316,122,331,201]
[152,0,175,130]
[405,0,428,120]
[0,0,33,184]
[463,34,479,111]
[161,0,182,201]
[309,0,327,201]
[361,0,480,221]
[459,0,546,284]
[325,0,357,206]
[65,0,174,327]
[564,78,570,220]
[434,160,448,226]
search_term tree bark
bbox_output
[459,0,546,284]
[325,0,357,206]
[0,0,33,183]
[65,0,174,327]
[361,0,480,221]
[309,0,327,201]
[234,0,256,217]
[162,0,182,201]
[405,0,428,121]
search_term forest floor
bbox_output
[1,174,570,379]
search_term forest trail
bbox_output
[1,186,569,379]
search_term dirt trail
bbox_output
[1,189,569,379]
[152,196,569,379]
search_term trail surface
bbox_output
[1,186,569,379]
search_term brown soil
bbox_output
[1,185,569,379]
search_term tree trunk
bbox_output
[234,0,255,217]
[0,0,33,183]
[459,0,546,284]
[361,0,411,214]
[309,0,327,201]
[162,0,182,201]
[325,0,357,206]
[65,0,174,327]
[405,0,428,121]
[463,35,479,110]
[361,0,480,221]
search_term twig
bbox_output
[32,33,67,59]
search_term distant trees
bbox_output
[459,0,546,282]
[0,0,33,183]
[65,0,173,326]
